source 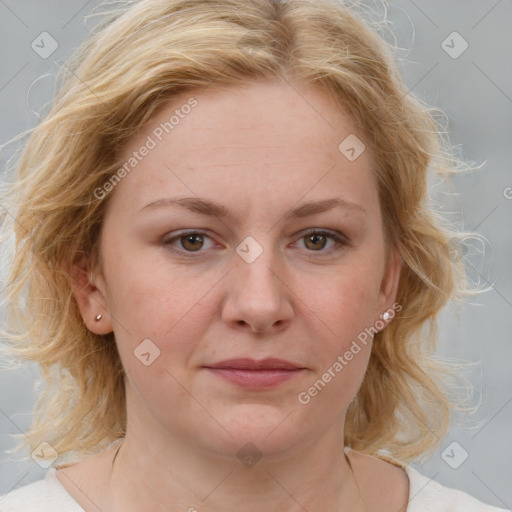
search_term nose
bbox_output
[221,250,294,335]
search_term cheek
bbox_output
[102,234,191,324]
[294,269,380,416]
[310,262,382,345]
[103,248,223,377]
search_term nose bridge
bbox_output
[223,234,293,333]
[234,234,281,297]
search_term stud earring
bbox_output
[95,314,103,321]
[382,311,391,321]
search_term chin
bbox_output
[193,407,309,462]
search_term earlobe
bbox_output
[66,258,113,335]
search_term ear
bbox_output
[375,246,402,321]
[66,257,113,335]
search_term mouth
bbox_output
[203,358,306,389]
[206,358,305,371]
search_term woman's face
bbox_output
[77,78,400,460]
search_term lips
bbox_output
[204,358,306,389]
[205,358,305,370]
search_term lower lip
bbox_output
[205,368,304,389]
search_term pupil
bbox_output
[308,234,325,250]
[183,234,202,251]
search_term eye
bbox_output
[162,230,216,257]
[294,229,347,254]
[162,228,348,259]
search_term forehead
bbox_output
[121,78,361,159]
[108,79,376,217]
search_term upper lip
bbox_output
[205,358,305,370]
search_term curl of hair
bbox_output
[0,0,479,468]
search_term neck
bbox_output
[107,426,365,512]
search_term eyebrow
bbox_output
[138,196,366,219]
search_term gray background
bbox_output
[0,0,511,508]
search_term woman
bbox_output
[0,0,506,510]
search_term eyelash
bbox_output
[162,229,348,258]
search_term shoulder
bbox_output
[0,467,84,511]
[404,465,508,512]
[346,447,508,512]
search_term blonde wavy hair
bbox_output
[1,0,476,468]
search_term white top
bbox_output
[0,465,508,511]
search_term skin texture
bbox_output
[67,77,407,512]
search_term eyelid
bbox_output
[296,227,348,244]
[293,228,349,254]
[162,229,216,258]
